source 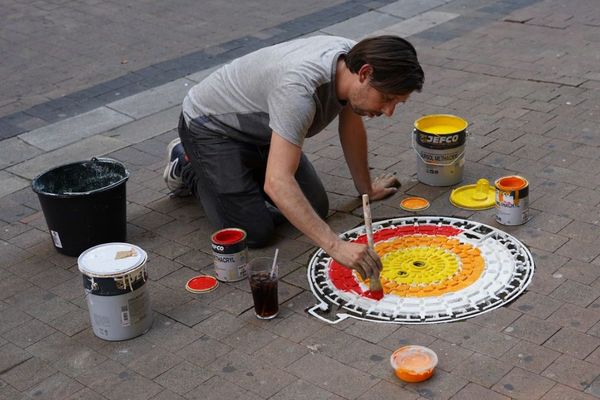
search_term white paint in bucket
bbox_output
[412,114,468,187]
[78,243,153,341]
[495,176,529,225]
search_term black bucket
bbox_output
[32,157,129,257]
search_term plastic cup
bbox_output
[390,345,438,383]
[247,257,279,319]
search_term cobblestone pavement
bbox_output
[2,0,600,399]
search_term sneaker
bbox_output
[163,138,191,197]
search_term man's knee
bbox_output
[245,222,275,248]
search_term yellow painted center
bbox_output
[361,235,485,297]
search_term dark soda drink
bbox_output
[249,272,278,319]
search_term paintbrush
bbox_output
[362,194,383,300]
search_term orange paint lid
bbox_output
[185,275,219,293]
[390,345,438,383]
[400,197,430,212]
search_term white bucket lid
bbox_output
[78,242,147,277]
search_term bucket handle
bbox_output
[411,133,466,167]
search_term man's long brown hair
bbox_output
[345,35,424,95]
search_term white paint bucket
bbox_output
[495,176,529,225]
[413,114,468,187]
[78,243,153,341]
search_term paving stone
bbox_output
[1,319,56,348]
[555,260,600,285]
[193,310,246,340]
[140,314,199,353]
[124,345,183,379]
[0,357,56,391]
[0,137,43,169]
[542,354,600,391]
[27,332,106,377]
[402,368,468,400]
[546,303,600,331]
[557,237,600,263]
[149,390,186,400]
[0,171,30,200]
[175,336,232,367]
[252,337,310,369]
[7,135,128,180]
[343,319,401,344]
[266,312,323,343]
[285,352,377,400]
[103,106,180,145]
[460,327,518,358]
[371,10,459,37]
[0,343,31,375]
[504,315,561,345]
[24,372,84,400]
[184,375,261,400]
[0,378,21,400]
[107,78,195,119]
[453,352,512,388]
[451,383,510,400]
[356,379,419,400]
[500,340,560,374]
[492,367,555,400]
[147,282,192,314]
[18,107,133,151]
[545,328,600,360]
[550,280,600,307]
[322,11,402,41]
[64,388,107,400]
[164,299,217,328]
[541,384,598,400]
[378,326,437,352]
[222,323,279,355]
[0,304,32,335]
[76,359,163,400]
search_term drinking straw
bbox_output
[270,248,279,279]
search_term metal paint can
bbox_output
[78,243,153,341]
[413,114,468,187]
[495,176,529,225]
[211,228,248,282]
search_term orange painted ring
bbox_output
[495,175,528,191]
[400,197,430,212]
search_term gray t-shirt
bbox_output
[182,35,356,147]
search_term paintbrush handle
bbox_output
[362,194,374,249]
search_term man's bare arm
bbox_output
[264,131,380,277]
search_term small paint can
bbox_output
[211,228,248,282]
[495,175,529,225]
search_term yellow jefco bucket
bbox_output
[413,114,468,186]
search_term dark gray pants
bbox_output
[178,114,329,247]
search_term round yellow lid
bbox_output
[449,179,495,210]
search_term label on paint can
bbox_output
[495,176,529,225]
[50,230,63,248]
[211,228,248,282]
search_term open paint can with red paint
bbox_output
[211,228,248,281]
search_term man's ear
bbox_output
[357,64,373,83]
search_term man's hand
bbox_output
[328,239,382,279]
[370,172,401,201]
